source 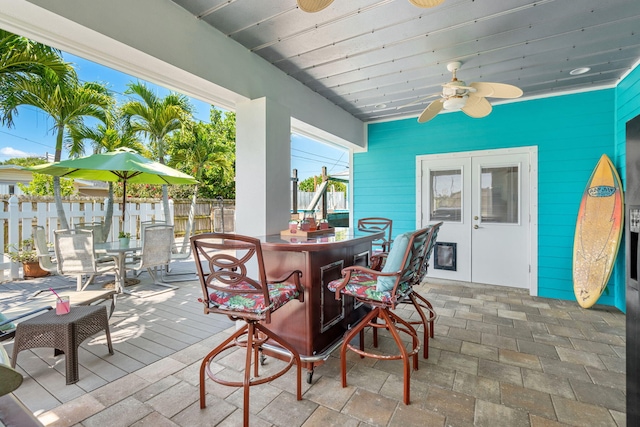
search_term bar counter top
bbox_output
[259,227,383,251]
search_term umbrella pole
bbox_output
[122,180,126,232]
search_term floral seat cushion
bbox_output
[208,281,300,315]
[327,272,411,303]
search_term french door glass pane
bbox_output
[480,166,519,223]
[430,169,462,222]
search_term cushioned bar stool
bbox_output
[191,233,304,427]
[328,227,433,404]
[401,222,442,358]
[357,217,393,270]
[370,222,442,359]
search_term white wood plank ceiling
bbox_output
[169,0,640,122]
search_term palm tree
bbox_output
[4,75,112,229]
[70,108,146,239]
[0,29,74,126]
[121,81,193,224]
[170,118,233,245]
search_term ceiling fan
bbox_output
[405,62,523,123]
[297,0,444,13]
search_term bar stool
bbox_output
[364,221,443,359]
[328,227,433,404]
[357,217,393,270]
[191,233,304,427]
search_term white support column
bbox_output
[236,97,291,237]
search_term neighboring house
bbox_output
[0,165,31,195]
[0,165,108,197]
[74,179,109,197]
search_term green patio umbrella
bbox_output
[29,147,198,219]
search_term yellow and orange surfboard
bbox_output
[573,154,624,308]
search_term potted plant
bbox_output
[6,238,49,278]
[118,232,131,247]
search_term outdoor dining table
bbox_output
[94,240,141,293]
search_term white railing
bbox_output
[1,195,170,281]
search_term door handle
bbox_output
[474,216,479,220]
[474,225,479,229]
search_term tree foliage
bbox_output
[121,81,194,221]
[1,60,111,228]
[299,175,346,193]
[0,32,238,205]
[168,108,236,199]
[0,156,46,166]
[0,29,73,126]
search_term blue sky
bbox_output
[0,52,348,181]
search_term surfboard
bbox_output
[573,154,624,308]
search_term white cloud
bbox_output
[0,147,36,158]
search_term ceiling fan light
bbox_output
[408,0,445,8]
[569,67,591,75]
[297,0,335,13]
[443,96,468,110]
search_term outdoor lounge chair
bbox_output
[0,306,52,342]
[191,232,304,427]
[0,344,43,426]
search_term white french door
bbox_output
[417,147,537,290]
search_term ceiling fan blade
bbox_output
[461,95,492,118]
[418,99,444,123]
[470,82,523,99]
[297,0,335,13]
[396,93,440,110]
[408,0,446,8]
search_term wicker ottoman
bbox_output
[11,305,113,384]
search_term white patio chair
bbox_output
[75,221,107,244]
[32,225,57,274]
[53,229,117,291]
[139,220,194,281]
[124,224,177,290]
[131,220,166,275]
[162,225,197,281]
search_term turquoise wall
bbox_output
[357,89,621,307]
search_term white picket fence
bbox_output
[1,191,344,281]
[296,190,347,211]
[1,195,171,281]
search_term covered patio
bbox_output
[1,259,625,426]
[0,1,635,425]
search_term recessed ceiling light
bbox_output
[375,103,387,109]
[569,67,591,75]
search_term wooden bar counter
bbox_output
[258,228,383,381]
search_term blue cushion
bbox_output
[376,231,412,291]
[0,312,15,332]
